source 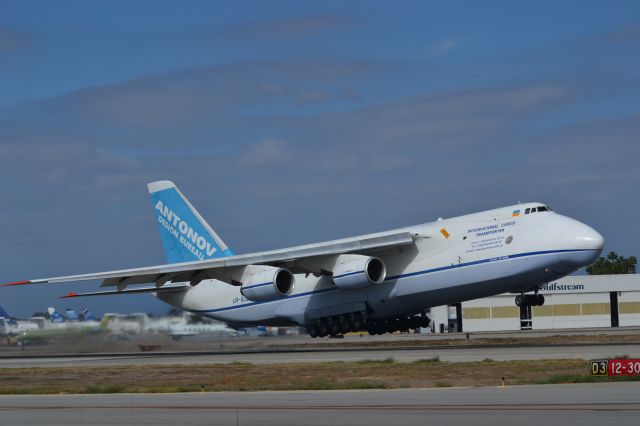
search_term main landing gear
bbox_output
[307,312,430,338]
[308,312,368,338]
[366,313,430,335]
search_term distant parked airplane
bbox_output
[64,308,79,321]
[0,305,16,325]
[47,307,65,323]
[3,181,604,337]
[81,308,96,321]
[0,305,38,335]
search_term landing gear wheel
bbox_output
[352,317,363,331]
[399,317,410,332]
[419,315,430,328]
[351,313,364,331]
[535,294,545,306]
[318,321,330,337]
[329,321,341,336]
[515,295,524,307]
[367,322,381,335]
[309,325,319,338]
[340,318,353,334]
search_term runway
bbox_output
[1,342,639,368]
[1,382,638,425]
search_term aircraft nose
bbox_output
[571,223,604,266]
[579,225,604,251]
[559,216,604,250]
[552,216,604,267]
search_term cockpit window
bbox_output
[524,205,552,215]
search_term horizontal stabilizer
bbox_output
[60,285,188,299]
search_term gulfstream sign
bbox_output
[154,200,217,260]
[541,282,585,292]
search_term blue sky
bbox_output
[1,1,639,317]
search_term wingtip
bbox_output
[60,292,78,299]
[1,280,31,287]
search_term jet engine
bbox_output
[240,266,295,302]
[332,254,386,290]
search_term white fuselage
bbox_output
[158,203,604,327]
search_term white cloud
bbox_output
[430,38,458,56]
[238,138,293,166]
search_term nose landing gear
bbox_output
[515,293,545,307]
[515,290,545,331]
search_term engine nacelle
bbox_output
[240,266,295,302]
[332,254,386,290]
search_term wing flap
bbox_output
[60,284,189,298]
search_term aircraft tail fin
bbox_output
[148,181,234,264]
[47,307,65,323]
[0,305,10,319]
[81,308,96,321]
[65,309,79,321]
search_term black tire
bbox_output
[367,323,381,335]
[352,317,363,331]
[309,326,319,338]
[318,322,330,337]
[515,295,524,307]
[536,294,545,306]
[419,316,430,328]
[330,321,341,336]
[399,317,411,332]
[340,318,354,334]
[351,313,363,331]
[409,317,421,329]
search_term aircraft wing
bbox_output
[3,231,417,290]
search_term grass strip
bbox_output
[1,358,638,394]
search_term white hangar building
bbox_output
[428,274,640,333]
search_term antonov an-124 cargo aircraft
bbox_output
[3,181,604,337]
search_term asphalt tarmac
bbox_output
[1,342,639,368]
[1,382,638,425]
